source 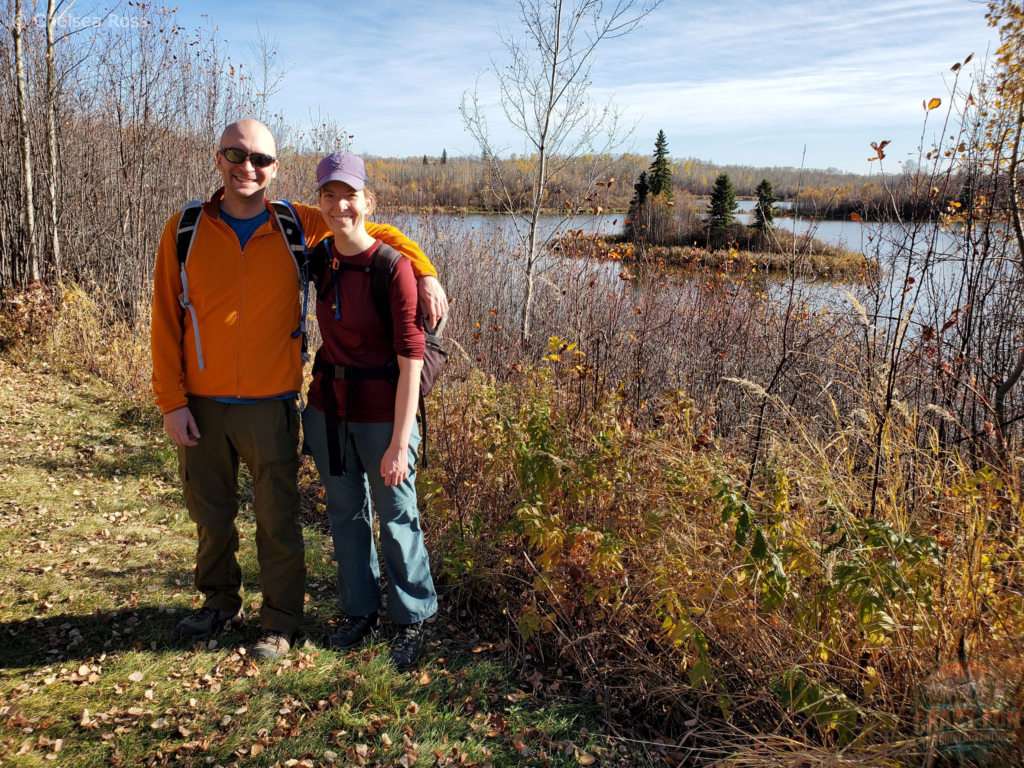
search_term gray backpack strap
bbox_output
[176,201,205,371]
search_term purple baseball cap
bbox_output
[315,151,367,191]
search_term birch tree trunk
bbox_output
[519,0,562,341]
[12,0,38,284]
[45,0,61,280]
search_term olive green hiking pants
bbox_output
[176,396,304,635]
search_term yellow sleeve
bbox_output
[366,222,437,279]
[291,202,437,279]
[151,214,188,414]
[294,202,332,249]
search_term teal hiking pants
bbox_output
[301,406,437,624]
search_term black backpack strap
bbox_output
[313,351,398,476]
[270,201,308,274]
[367,244,435,470]
[418,392,429,470]
[175,202,206,370]
[315,245,376,317]
[370,244,402,341]
[308,239,332,290]
[313,350,347,476]
[175,203,203,266]
[271,201,313,361]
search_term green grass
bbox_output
[0,359,623,767]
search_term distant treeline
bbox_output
[364,153,936,218]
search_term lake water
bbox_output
[393,204,971,329]
[404,201,956,262]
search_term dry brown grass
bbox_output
[3,265,1022,764]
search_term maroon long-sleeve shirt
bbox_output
[307,240,424,422]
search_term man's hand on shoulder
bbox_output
[164,407,201,447]
[418,275,448,329]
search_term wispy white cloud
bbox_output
[166,0,997,171]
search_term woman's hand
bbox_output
[418,275,448,329]
[381,441,409,487]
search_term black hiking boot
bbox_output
[326,612,378,650]
[390,621,425,670]
[175,606,242,639]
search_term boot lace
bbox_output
[392,623,422,654]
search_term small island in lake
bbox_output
[554,133,877,281]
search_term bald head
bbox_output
[215,119,279,214]
[219,119,277,156]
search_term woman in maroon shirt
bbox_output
[301,151,437,670]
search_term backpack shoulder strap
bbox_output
[175,201,206,371]
[370,244,402,341]
[309,238,333,290]
[270,200,307,284]
[175,201,204,266]
[271,200,315,361]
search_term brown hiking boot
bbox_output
[251,629,292,661]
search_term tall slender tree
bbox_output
[708,173,737,229]
[647,130,672,199]
[441,148,448,165]
[462,0,662,340]
[626,170,650,238]
[753,178,776,232]
[45,0,63,280]
[10,0,38,283]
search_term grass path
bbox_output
[0,359,621,767]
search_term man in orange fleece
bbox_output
[151,119,445,660]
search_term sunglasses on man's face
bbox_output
[219,147,277,168]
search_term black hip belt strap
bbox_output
[312,351,397,476]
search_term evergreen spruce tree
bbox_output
[422,154,428,165]
[626,171,650,238]
[708,173,737,229]
[753,178,776,231]
[647,130,672,200]
[632,171,650,207]
[441,148,448,165]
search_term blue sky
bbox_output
[161,0,996,172]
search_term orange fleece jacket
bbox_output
[151,189,436,414]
